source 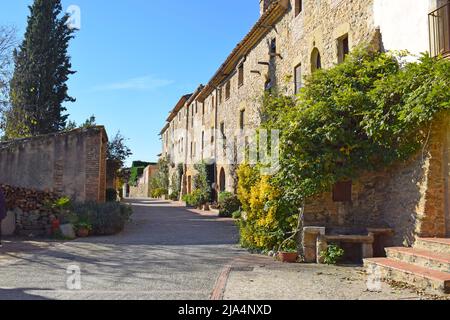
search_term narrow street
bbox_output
[0,199,245,300]
[0,199,439,300]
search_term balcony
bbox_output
[429,2,450,58]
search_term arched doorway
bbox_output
[187,176,192,194]
[219,168,226,192]
[311,48,322,72]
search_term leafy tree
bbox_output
[237,46,450,252]
[0,26,17,137]
[6,0,76,139]
[149,158,170,195]
[107,131,132,168]
[192,162,211,205]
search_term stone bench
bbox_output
[303,227,394,264]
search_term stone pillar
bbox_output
[317,235,328,264]
[303,227,326,263]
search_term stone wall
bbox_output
[0,127,108,203]
[129,164,159,198]
[304,113,450,245]
[0,184,60,237]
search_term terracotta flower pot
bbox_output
[76,228,90,238]
[279,252,298,263]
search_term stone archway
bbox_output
[219,168,226,192]
[311,47,322,72]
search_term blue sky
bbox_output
[0,0,259,166]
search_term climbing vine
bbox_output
[236,46,450,252]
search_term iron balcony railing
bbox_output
[429,1,450,57]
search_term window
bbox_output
[218,87,223,104]
[240,109,245,130]
[211,127,215,144]
[225,81,231,100]
[333,181,352,202]
[294,64,302,94]
[238,64,244,87]
[220,122,225,138]
[190,142,193,158]
[270,38,277,55]
[202,103,205,116]
[295,0,302,16]
[202,131,205,157]
[311,48,322,72]
[337,34,349,64]
[195,102,198,114]
[212,96,215,110]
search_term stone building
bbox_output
[129,163,159,198]
[160,0,450,292]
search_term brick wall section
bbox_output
[0,127,108,203]
[84,129,107,202]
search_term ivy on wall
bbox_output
[236,46,450,251]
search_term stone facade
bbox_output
[0,127,108,203]
[160,0,449,242]
[129,164,159,198]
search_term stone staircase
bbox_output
[364,238,450,294]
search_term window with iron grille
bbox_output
[333,181,352,202]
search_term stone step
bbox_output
[364,258,450,294]
[386,247,450,273]
[415,238,450,255]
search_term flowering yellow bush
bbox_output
[236,164,296,251]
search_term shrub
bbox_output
[169,191,179,201]
[232,210,242,220]
[236,164,298,251]
[106,188,117,202]
[218,192,241,217]
[71,202,133,236]
[320,244,345,265]
[182,190,204,207]
[193,162,211,205]
[151,188,168,199]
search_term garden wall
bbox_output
[0,126,108,203]
[304,113,450,246]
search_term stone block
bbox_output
[60,224,76,239]
[1,211,16,236]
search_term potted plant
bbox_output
[75,221,93,238]
[278,239,299,263]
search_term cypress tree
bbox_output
[7,0,76,138]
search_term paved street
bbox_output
[0,199,245,300]
[0,199,442,300]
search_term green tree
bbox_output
[0,26,17,137]
[107,131,133,168]
[6,0,76,139]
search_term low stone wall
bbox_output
[0,184,59,237]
